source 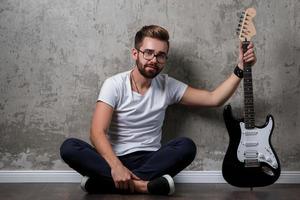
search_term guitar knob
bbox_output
[266,157,272,162]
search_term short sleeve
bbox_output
[167,76,188,105]
[97,78,119,109]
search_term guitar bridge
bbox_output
[244,159,260,168]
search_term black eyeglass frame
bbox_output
[136,49,168,64]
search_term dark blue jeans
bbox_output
[60,137,196,193]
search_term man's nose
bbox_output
[149,55,158,63]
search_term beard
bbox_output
[136,58,163,79]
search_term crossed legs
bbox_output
[60,137,196,194]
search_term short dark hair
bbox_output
[134,25,169,50]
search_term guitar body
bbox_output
[222,105,281,187]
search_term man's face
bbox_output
[132,37,169,79]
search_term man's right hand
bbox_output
[111,164,141,193]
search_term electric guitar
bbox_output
[222,8,281,187]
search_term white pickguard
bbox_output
[237,116,279,169]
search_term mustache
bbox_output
[145,64,159,70]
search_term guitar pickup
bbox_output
[244,150,258,158]
[245,159,260,168]
[244,131,258,136]
[245,142,258,147]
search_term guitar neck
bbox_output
[242,41,255,129]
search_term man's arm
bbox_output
[180,73,241,107]
[180,42,256,107]
[90,101,139,192]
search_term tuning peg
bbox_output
[242,30,248,35]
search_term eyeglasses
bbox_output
[136,49,168,64]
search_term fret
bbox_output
[245,111,255,114]
[244,96,254,99]
[245,116,255,119]
[245,113,255,115]
[244,105,254,109]
[245,111,255,115]
[245,112,254,115]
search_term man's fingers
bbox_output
[122,181,128,190]
[114,181,120,189]
[247,42,254,49]
[131,173,141,180]
[129,180,135,193]
[244,53,254,60]
[243,45,256,65]
[244,48,254,57]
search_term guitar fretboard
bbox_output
[243,42,255,129]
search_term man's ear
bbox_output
[131,48,138,60]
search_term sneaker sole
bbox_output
[80,176,89,192]
[163,174,175,195]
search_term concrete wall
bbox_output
[0,0,299,171]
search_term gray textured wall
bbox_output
[0,0,299,171]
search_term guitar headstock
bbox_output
[237,8,256,42]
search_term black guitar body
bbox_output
[222,105,281,187]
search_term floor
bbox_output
[0,183,299,200]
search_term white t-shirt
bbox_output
[98,70,188,156]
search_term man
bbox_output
[60,25,256,195]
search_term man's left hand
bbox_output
[237,42,257,69]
